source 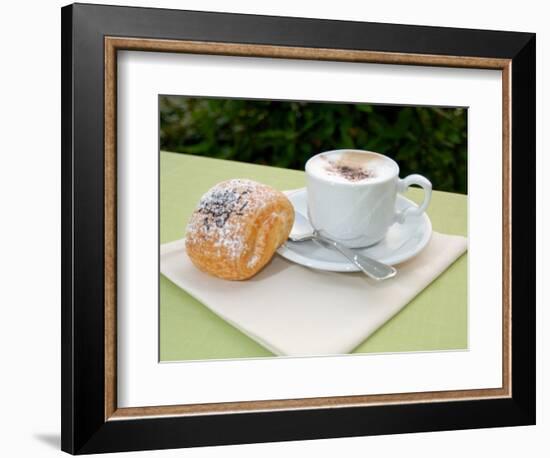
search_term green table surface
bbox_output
[160,152,467,361]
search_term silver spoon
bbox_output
[288,212,397,281]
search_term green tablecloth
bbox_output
[160,152,467,361]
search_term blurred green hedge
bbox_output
[160,96,467,194]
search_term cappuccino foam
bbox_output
[308,151,396,184]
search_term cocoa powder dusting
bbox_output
[324,163,375,182]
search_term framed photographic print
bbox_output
[61,3,536,454]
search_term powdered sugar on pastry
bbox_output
[185,179,294,280]
[186,179,271,260]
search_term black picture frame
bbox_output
[61,3,535,454]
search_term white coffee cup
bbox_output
[305,149,432,248]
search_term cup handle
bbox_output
[395,174,432,223]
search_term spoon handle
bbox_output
[314,235,397,281]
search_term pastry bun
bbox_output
[185,179,295,280]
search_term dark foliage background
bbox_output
[160,96,467,194]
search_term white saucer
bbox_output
[277,188,432,272]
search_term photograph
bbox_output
[159,96,469,361]
[58,3,536,454]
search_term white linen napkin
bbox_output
[160,232,467,356]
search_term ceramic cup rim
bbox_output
[305,149,399,187]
